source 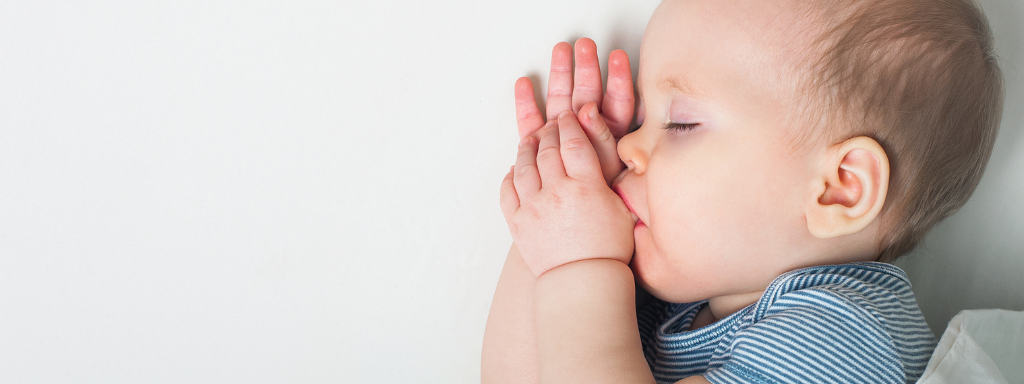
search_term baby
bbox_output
[483,0,1003,383]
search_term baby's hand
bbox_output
[500,112,635,278]
[515,38,634,185]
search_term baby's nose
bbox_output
[617,130,649,175]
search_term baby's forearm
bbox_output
[534,259,655,384]
[481,243,540,384]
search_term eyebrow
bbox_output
[638,75,711,101]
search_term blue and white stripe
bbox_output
[638,262,937,384]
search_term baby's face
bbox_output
[613,0,825,303]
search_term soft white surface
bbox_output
[0,1,1019,383]
[0,1,655,383]
[918,309,1024,384]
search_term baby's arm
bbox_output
[535,258,710,384]
[481,244,540,384]
[504,111,652,383]
[482,39,634,384]
[535,259,650,383]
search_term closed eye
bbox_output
[664,122,699,132]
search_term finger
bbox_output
[557,110,603,182]
[601,49,635,139]
[535,118,567,183]
[579,102,625,185]
[546,42,574,121]
[515,77,545,138]
[514,134,542,200]
[499,165,520,220]
[571,37,603,114]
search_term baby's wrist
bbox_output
[535,258,636,294]
[535,256,632,279]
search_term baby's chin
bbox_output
[629,251,712,304]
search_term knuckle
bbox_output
[539,124,557,136]
[516,205,540,223]
[548,88,571,97]
[573,84,600,94]
[562,137,591,150]
[567,183,590,197]
[499,184,515,199]
[545,192,564,208]
[514,164,536,177]
[605,89,634,102]
[537,146,561,160]
[595,128,614,143]
[517,142,534,156]
[517,108,539,120]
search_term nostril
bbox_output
[632,161,646,175]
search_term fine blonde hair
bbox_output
[806,0,1004,262]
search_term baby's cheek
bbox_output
[634,225,699,303]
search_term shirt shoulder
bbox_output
[705,262,937,384]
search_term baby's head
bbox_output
[612,0,1003,302]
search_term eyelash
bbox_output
[627,122,699,134]
[664,122,699,132]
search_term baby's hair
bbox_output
[803,0,1004,262]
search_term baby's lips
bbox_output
[612,184,642,224]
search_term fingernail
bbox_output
[559,110,571,119]
[589,105,598,119]
[520,136,531,145]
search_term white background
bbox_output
[0,1,1020,382]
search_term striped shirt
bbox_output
[637,262,937,384]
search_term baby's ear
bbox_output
[805,136,890,238]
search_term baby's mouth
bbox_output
[612,184,643,226]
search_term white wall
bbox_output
[0,1,1019,383]
[895,0,1024,333]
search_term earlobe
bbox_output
[806,136,890,239]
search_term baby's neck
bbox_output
[709,290,764,319]
[690,290,764,330]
